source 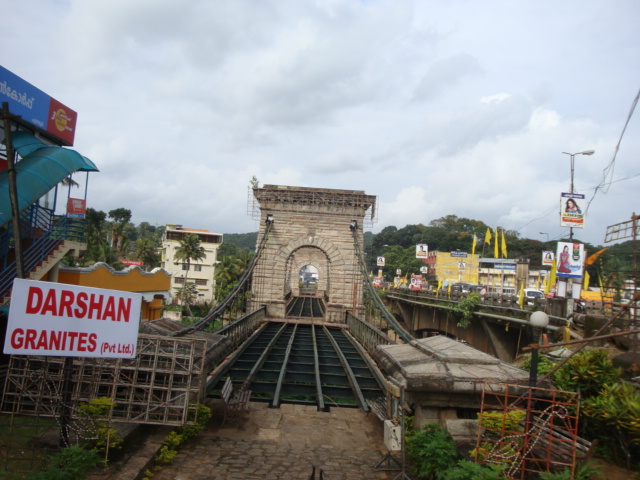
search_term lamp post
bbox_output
[562,150,594,241]
[525,310,549,479]
[528,311,550,387]
[539,232,549,242]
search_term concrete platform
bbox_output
[151,400,399,480]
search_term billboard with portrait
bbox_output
[560,193,585,228]
[556,242,584,278]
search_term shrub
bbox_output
[539,460,603,480]
[29,446,101,480]
[452,293,480,328]
[552,349,622,399]
[581,382,640,468]
[77,397,122,452]
[443,460,504,480]
[406,423,458,479]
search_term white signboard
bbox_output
[4,279,141,358]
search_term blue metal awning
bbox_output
[0,131,99,228]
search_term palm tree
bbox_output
[134,237,160,269]
[174,233,206,316]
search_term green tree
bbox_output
[107,208,132,253]
[174,234,206,316]
[133,237,161,269]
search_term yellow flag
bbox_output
[494,227,499,258]
[501,230,508,258]
[585,248,608,266]
[583,271,590,290]
[484,228,492,245]
[447,282,452,297]
[518,285,524,309]
[545,259,557,294]
[471,234,477,255]
[563,326,571,342]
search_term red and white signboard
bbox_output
[67,198,86,219]
[4,279,141,358]
[122,260,144,266]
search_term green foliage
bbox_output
[154,404,212,468]
[443,460,505,480]
[581,382,640,466]
[406,423,458,479]
[538,460,603,480]
[77,397,122,451]
[477,410,525,432]
[452,292,480,328]
[521,353,558,378]
[155,445,177,465]
[29,446,101,480]
[553,349,622,398]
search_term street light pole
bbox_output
[539,232,549,242]
[562,150,594,241]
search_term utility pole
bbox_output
[1,102,24,279]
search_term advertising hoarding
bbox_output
[1,65,77,145]
[560,193,585,228]
[377,256,385,266]
[542,250,554,266]
[416,244,428,258]
[410,275,423,291]
[4,279,141,358]
[556,242,584,278]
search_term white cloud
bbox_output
[2,0,639,246]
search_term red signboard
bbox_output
[67,198,86,218]
[122,260,144,267]
[46,97,78,145]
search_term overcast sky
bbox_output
[3,0,639,247]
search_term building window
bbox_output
[174,278,185,285]
[194,265,202,272]
[195,279,207,286]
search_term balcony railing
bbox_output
[0,204,85,302]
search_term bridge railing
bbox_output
[345,312,396,355]
[214,306,265,352]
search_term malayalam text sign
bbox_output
[0,65,78,145]
[4,279,141,358]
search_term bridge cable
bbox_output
[171,221,273,336]
[351,229,414,343]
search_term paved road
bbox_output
[152,400,401,480]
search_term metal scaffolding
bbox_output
[1,334,207,426]
[248,185,378,228]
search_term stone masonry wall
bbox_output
[248,187,373,324]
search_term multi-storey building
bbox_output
[160,224,223,303]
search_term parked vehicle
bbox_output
[523,288,546,305]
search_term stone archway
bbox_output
[248,185,376,323]
[285,246,330,297]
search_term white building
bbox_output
[160,224,223,303]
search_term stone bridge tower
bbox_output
[248,185,376,323]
